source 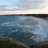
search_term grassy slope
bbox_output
[0,37,30,48]
[0,40,25,48]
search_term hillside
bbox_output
[1,37,48,48]
[0,37,30,48]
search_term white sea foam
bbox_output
[30,17,48,42]
[2,22,10,26]
[17,17,48,42]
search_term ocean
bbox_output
[0,16,48,46]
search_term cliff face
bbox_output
[0,37,30,48]
[30,41,48,48]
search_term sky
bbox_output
[0,0,48,14]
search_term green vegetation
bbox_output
[0,40,28,48]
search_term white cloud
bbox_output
[0,0,44,11]
[15,0,44,10]
[5,5,18,10]
[0,0,48,14]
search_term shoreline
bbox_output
[0,14,48,17]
